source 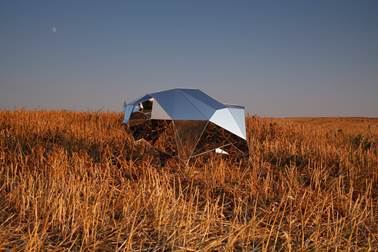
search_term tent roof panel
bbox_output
[151,89,208,120]
[151,99,171,120]
[178,90,217,119]
[177,89,224,110]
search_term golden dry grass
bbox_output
[0,110,377,251]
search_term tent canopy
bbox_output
[123,88,246,140]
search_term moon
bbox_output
[51,26,57,33]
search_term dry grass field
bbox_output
[0,110,377,251]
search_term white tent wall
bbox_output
[151,99,171,120]
[226,107,246,140]
[209,108,245,140]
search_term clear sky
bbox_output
[1,0,377,117]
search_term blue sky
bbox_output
[1,0,377,116]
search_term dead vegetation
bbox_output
[0,110,377,251]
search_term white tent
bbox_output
[123,88,248,161]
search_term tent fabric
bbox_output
[123,88,248,161]
[151,99,171,120]
[123,88,247,140]
[152,89,208,120]
[209,108,245,139]
[225,107,246,139]
[123,104,135,124]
